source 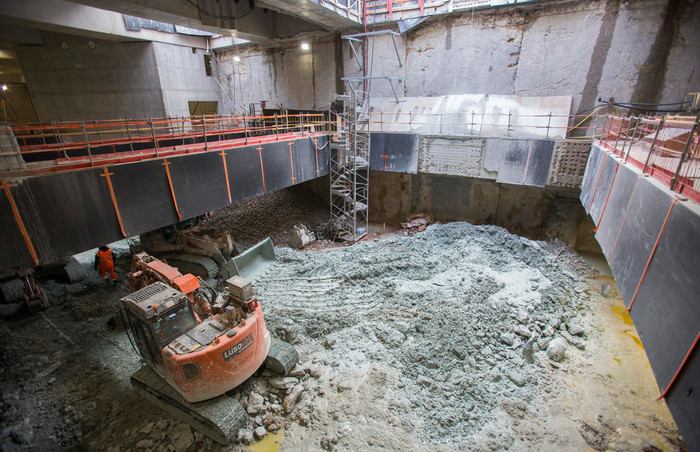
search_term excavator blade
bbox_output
[131,366,247,445]
[222,238,277,282]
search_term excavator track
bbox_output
[168,254,219,280]
[131,366,247,445]
[265,339,299,375]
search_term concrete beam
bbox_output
[65,0,333,41]
[260,0,360,29]
[0,0,210,48]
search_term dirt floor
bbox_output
[0,186,686,451]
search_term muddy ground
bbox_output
[0,186,686,451]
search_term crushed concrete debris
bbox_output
[546,337,568,362]
[290,224,316,249]
[251,222,682,450]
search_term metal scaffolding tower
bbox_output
[328,30,403,242]
[329,92,370,241]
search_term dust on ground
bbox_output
[0,187,685,451]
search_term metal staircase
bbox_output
[328,30,403,241]
[329,92,370,241]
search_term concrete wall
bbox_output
[214,0,699,114]
[214,37,337,111]
[17,35,224,121]
[153,43,221,117]
[18,36,166,121]
[367,171,595,248]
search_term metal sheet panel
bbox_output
[9,180,57,265]
[167,152,230,219]
[483,139,554,187]
[579,145,607,210]
[22,169,123,260]
[261,140,296,193]
[593,163,639,256]
[294,137,323,182]
[630,200,700,391]
[608,177,673,304]
[587,156,620,224]
[370,133,419,173]
[110,159,180,236]
[225,145,265,202]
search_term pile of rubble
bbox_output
[251,222,619,449]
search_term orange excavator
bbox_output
[118,252,297,444]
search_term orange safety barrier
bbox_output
[100,166,127,237]
[521,140,533,185]
[287,141,296,184]
[162,159,182,220]
[220,150,232,204]
[257,145,267,193]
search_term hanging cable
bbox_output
[568,105,606,132]
[210,49,243,114]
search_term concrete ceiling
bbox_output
[64,0,360,41]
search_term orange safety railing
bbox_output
[365,0,448,19]
[597,114,700,203]
[2,113,329,175]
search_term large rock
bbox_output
[254,426,267,440]
[268,377,298,390]
[9,421,33,444]
[135,439,153,449]
[290,224,315,249]
[568,322,584,336]
[238,429,254,444]
[513,325,532,339]
[170,423,194,452]
[288,365,306,379]
[546,338,567,362]
[499,332,515,346]
[247,392,265,415]
[283,385,304,413]
[507,371,527,387]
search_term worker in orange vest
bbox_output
[94,245,117,285]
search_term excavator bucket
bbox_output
[222,237,276,282]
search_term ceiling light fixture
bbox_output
[233,56,241,62]
[1,84,7,91]
[301,42,310,51]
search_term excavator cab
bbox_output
[119,283,197,372]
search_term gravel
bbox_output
[255,221,596,449]
[205,185,329,249]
